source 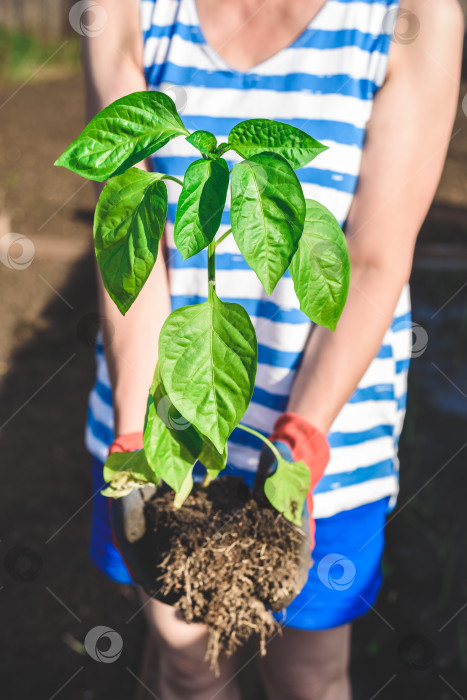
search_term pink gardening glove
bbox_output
[108,431,143,455]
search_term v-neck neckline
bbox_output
[187,0,330,76]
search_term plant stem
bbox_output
[208,240,216,295]
[163,175,183,186]
[237,424,283,462]
[201,473,211,488]
[173,473,193,507]
[213,228,232,250]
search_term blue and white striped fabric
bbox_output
[86,0,412,519]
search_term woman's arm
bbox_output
[82,0,171,435]
[288,0,464,433]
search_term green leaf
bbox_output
[143,365,202,495]
[289,199,350,330]
[55,90,188,181]
[230,152,305,294]
[158,290,258,453]
[198,435,228,480]
[214,142,231,157]
[103,449,156,483]
[100,479,144,498]
[174,159,229,260]
[173,470,194,508]
[186,130,218,156]
[101,450,158,498]
[94,167,168,314]
[228,119,327,169]
[264,457,311,526]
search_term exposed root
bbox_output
[144,476,305,674]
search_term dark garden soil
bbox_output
[1,71,467,700]
[144,477,307,672]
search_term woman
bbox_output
[83,0,463,697]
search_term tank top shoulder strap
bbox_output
[140,0,185,44]
[327,0,400,90]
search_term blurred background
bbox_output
[0,1,466,698]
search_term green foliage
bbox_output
[174,158,229,259]
[214,143,231,157]
[231,152,305,294]
[56,91,350,521]
[158,288,258,453]
[144,365,202,503]
[0,28,80,84]
[186,130,218,157]
[228,119,327,169]
[101,450,157,498]
[198,437,228,481]
[289,199,350,331]
[55,91,188,181]
[238,424,311,523]
[94,168,168,314]
[263,455,311,527]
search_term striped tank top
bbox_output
[86,0,412,518]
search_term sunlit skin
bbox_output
[82,0,463,698]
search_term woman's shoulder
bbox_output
[399,0,464,37]
[386,0,464,79]
[410,0,464,30]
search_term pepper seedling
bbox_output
[56,91,350,526]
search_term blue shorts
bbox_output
[90,457,388,630]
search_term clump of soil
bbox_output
[143,476,308,672]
